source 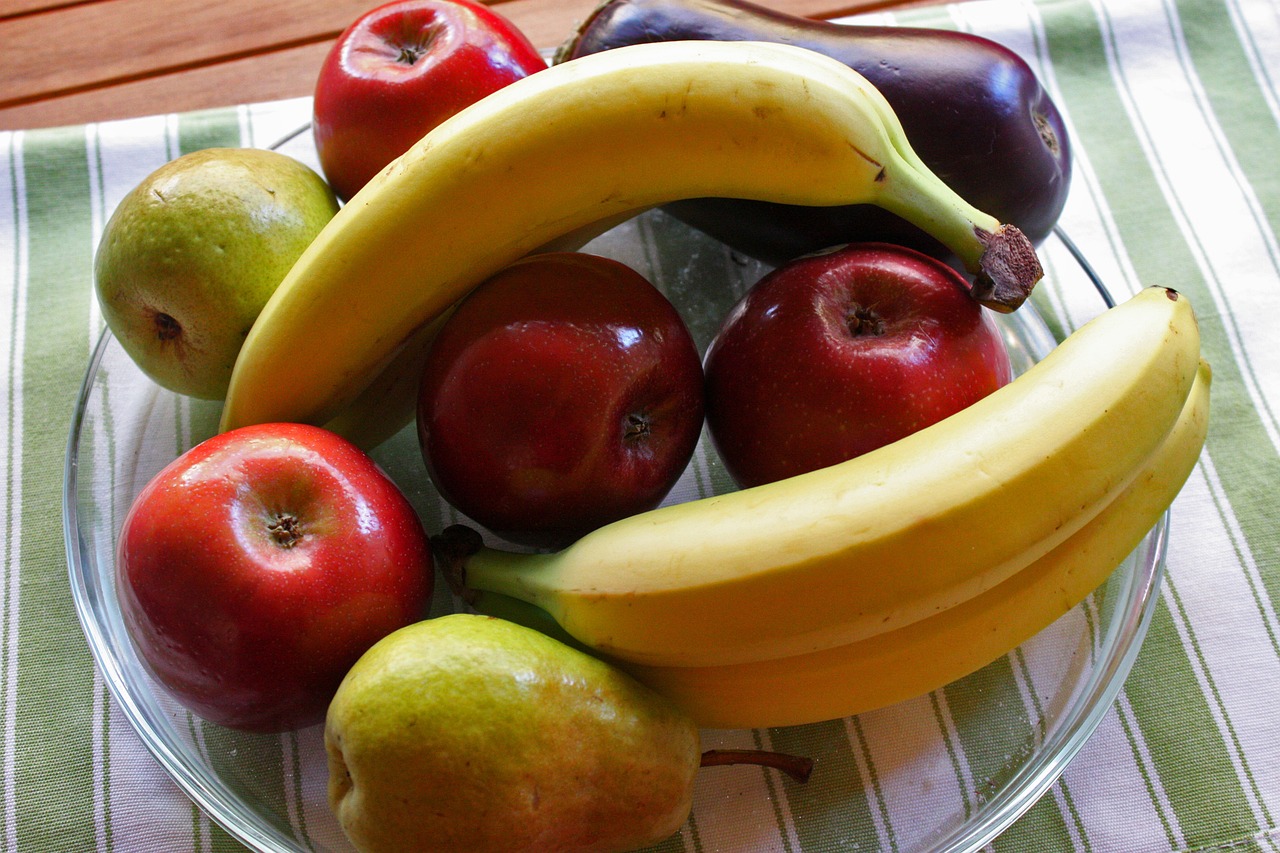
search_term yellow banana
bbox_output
[618,360,1211,728]
[436,287,1201,667]
[221,40,1043,433]
[472,358,1210,728]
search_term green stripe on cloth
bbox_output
[178,109,244,159]
[944,657,1057,851]
[1126,599,1264,845]
[2,128,27,850]
[1038,0,1277,847]
[14,124,99,851]
[1176,0,1280,242]
[766,719,883,851]
[1116,693,1184,848]
[1169,0,1280,620]
[1083,0,1280,592]
[1095,0,1280,782]
[1020,784,1091,853]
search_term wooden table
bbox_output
[0,0,930,131]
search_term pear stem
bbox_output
[700,749,814,783]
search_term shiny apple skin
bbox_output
[704,243,1013,489]
[116,423,433,733]
[417,253,705,550]
[313,0,547,201]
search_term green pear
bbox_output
[94,147,339,399]
[325,613,701,853]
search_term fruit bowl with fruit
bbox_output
[62,2,1210,849]
[66,202,1171,851]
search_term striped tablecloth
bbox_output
[4,0,1280,849]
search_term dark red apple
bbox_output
[313,0,547,201]
[704,243,1013,489]
[116,422,433,732]
[417,252,704,549]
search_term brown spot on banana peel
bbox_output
[848,141,883,172]
[846,142,890,185]
[969,224,1044,313]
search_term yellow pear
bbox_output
[94,147,338,399]
[325,613,701,853]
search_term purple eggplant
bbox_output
[558,0,1071,266]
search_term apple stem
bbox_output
[433,524,485,605]
[700,748,814,783]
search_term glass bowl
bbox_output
[63,215,1165,852]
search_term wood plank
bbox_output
[0,40,331,130]
[0,0,876,106]
[491,0,937,38]
[495,0,609,51]
[0,0,925,131]
[494,0,892,45]
[0,0,606,130]
[0,0,88,18]
[0,0,374,105]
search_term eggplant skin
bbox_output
[560,0,1072,267]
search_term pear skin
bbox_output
[94,147,338,400]
[325,613,701,852]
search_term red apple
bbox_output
[313,0,547,201]
[417,252,705,549]
[704,243,1013,488]
[116,422,433,732]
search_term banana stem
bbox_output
[700,749,815,783]
[434,524,560,608]
[876,161,1043,313]
[435,524,487,605]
